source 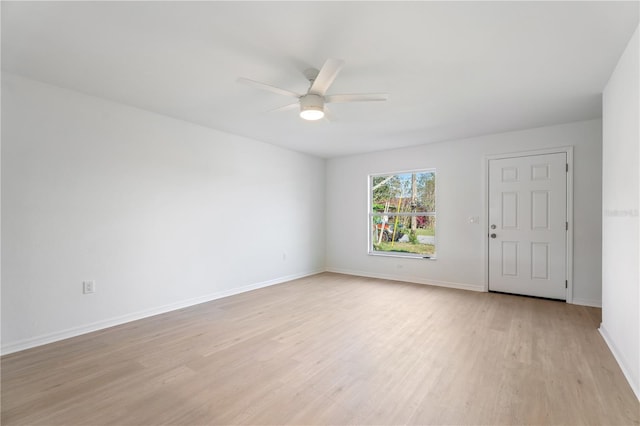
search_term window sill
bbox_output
[368,252,437,260]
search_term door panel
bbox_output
[502,192,518,229]
[501,241,519,276]
[488,153,567,299]
[531,242,549,279]
[531,191,549,230]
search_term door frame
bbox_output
[483,146,574,303]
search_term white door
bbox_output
[488,153,567,299]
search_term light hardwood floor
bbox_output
[2,273,638,425]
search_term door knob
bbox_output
[490,233,497,239]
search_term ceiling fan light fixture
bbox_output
[299,94,325,121]
[300,107,324,121]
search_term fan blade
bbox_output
[309,59,344,95]
[237,77,301,98]
[323,105,333,122]
[270,103,299,113]
[325,93,388,103]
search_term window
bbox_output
[369,169,436,258]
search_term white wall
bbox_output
[326,120,602,305]
[1,73,326,354]
[601,25,639,399]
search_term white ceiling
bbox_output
[2,1,638,158]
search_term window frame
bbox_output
[368,168,437,259]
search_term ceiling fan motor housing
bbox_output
[300,94,325,120]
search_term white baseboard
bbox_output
[325,267,484,292]
[1,270,324,356]
[571,298,602,308]
[599,325,640,401]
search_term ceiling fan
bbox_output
[237,59,388,121]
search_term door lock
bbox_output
[490,224,496,229]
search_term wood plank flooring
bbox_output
[2,273,638,425]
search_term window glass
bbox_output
[370,171,436,258]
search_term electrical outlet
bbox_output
[83,281,95,294]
